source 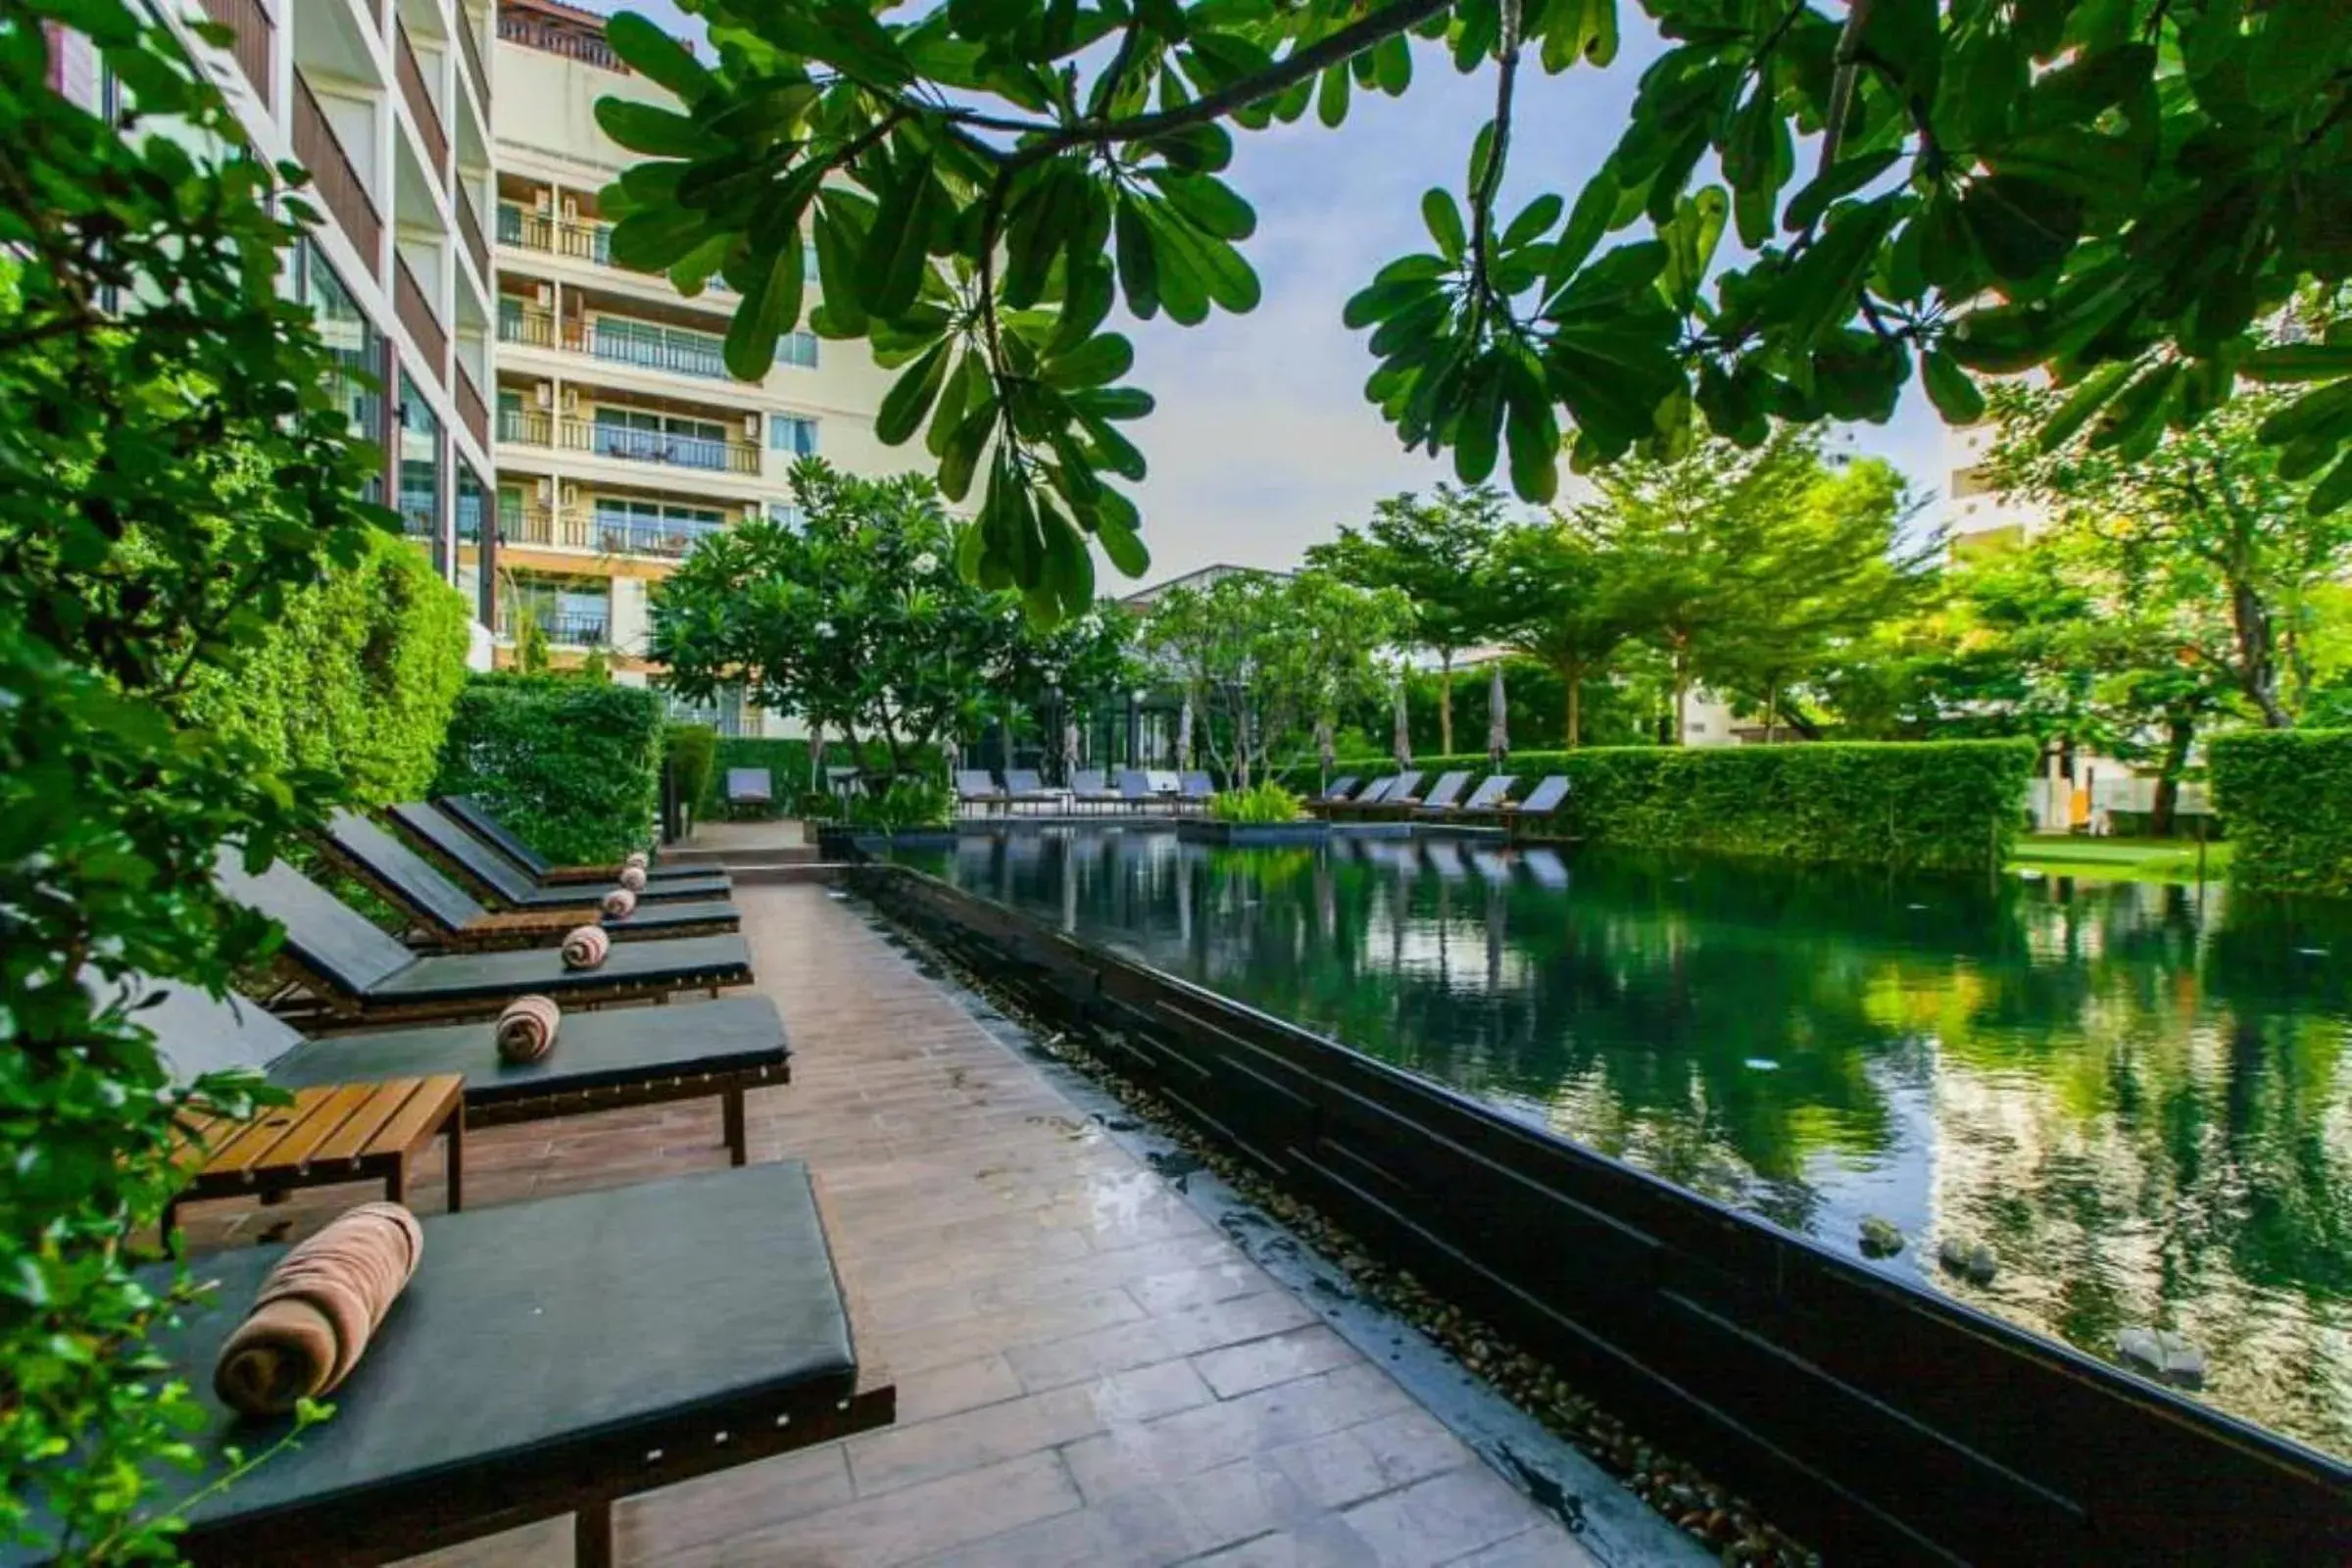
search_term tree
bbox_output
[3,0,394,1550]
[512,603,553,673]
[1981,376,2352,731]
[1141,570,1406,786]
[1482,518,1642,748]
[1305,485,1508,754]
[594,0,2352,610]
[650,461,1034,771]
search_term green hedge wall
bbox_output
[1340,740,2036,870]
[186,532,471,805]
[432,674,665,862]
[664,724,717,824]
[2209,730,2352,896]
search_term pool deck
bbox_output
[187,880,1601,1567]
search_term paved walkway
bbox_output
[200,884,1598,1566]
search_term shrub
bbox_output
[1343,741,2034,870]
[2209,730,2352,897]
[664,724,718,824]
[1210,782,1305,824]
[432,675,666,863]
[186,532,470,805]
[844,777,954,830]
[704,736,945,819]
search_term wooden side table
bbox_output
[169,1075,465,1237]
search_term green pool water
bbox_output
[888,827,2352,1459]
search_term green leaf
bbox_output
[939,396,998,501]
[1095,491,1151,575]
[1317,63,1349,127]
[927,352,977,459]
[1769,195,1901,346]
[2248,0,2352,110]
[1783,149,1901,235]
[2309,450,2352,516]
[1422,189,1466,264]
[604,13,713,104]
[1544,171,1619,294]
[860,163,941,318]
[2243,347,2352,384]
[1501,194,1564,251]
[1114,198,1160,319]
[1920,347,1985,424]
[593,99,717,158]
[1046,334,1135,388]
[1151,173,1255,241]
[607,205,710,273]
[1452,367,1504,484]
[723,239,804,381]
[875,340,951,446]
[2034,360,2134,450]
[1959,175,2081,282]
[1500,357,1560,505]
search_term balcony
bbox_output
[292,74,380,271]
[395,255,446,377]
[561,416,760,474]
[395,23,447,176]
[457,186,488,282]
[497,406,553,445]
[498,203,733,294]
[499,502,591,550]
[497,308,556,349]
[496,504,727,561]
[497,11,624,71]
[532,609,611,647]
[199,0,270,100]
[496,306,734,382]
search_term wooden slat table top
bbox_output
[180,1075,463,1180]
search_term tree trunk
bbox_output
[2151,710,2196,837]
[1438,650,1454,756]
[1563,668,1583,751]
[1763,676,1779,746]
[1671,648,1690,746]
[2230,579,2292,728]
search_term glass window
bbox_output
[593,406,728,468]
[767,503,806,530]
[506,573,610,646]
[398,373,443,565]
[590,314,726,378]
[769,416,818,457]
[776,330,819,368]
[663,681,745,737]
[304,242,385,504]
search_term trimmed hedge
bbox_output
[187,532,471,805]
[2209,729,2352,897]
[432,674,665,862]
[664,724,718,825]
[1343,740,2036,870]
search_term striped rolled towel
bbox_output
[617,865,648,893]
[601,885,637,919]
[215,1201,423,1417]
[561,924,610,970]
[494,994,561,1063]
[624,851,650,871]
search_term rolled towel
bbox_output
[617,865,648,893]
[601,885,637,919]
[215,1201,422,1417]
[494,994,561,1063]
[561,924,610,970]
[623,851,650,871]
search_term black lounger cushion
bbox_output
[440,794,718,887]
[267,995,787,1106]
[106,1165,854,1540]
[392,803,732,906]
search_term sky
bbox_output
[594,3,1959,590]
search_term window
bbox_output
[506,573,611,647]
[769,416,818,457]
[776,330,819,368]
[303,243,384,502]
[590,314,726,379]
[456,463,492,623]
[592,497,727,558]
[398,373,443,563]
[767,503,806,530]
[663,682,746,737]
[592,406,730,469]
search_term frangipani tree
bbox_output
[591,0,2352,617]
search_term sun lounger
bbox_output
[218,852,753,1024]
[725,767,774,818]
[1178,771,1216,810]
[1493,774,1571,821]
[389,803,731,908]
[321,810,738,950]
[43,1164,891,1567]
[1001,768,1061,812]
[1521,847,1572,888]
[438,795,716,888]
[139,978,787,1168]
[1069,768,1122,812]
[1328,771,1420,819]
[1438,775,1516,817]
[1394,770,1471,812]
[1118,770,1158,810]
[954,769,1006,815]
[1314,776,1361,805]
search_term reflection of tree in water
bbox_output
[910,833,2352,1457]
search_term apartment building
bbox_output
[488,0,895,726]
[99,0,503,637]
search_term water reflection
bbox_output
[900,827,2352,1458]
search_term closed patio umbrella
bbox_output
[1391,683,1412,769]
[1315,715,1336,797]
[1486,663,1509,762]
[1176,695,1194,771]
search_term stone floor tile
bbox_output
[1193,1324,1361,1400]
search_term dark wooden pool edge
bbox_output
[842,858,2352,1568]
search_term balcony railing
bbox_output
[588,320,728,380]
[394,255,445,376]
[497,13,624,71]
[198,0,270,100]
[497,203,733,294]
[457,185,488,282]
[394,23,447,175]
[592,514,728,560]
[494,506,727,561]
[561,416,760,473]
[292,74,380,271]
[497,309,555,348]
[455,363,488,449]
[497,406,553,445]
[499,503,592,550]
[534,610,611,647]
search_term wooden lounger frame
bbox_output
[173,1182,891,1568]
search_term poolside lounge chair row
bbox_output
[1312,769,1572,825]
[955,767,1218,814]
[47,795,899,1568]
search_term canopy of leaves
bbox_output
[2,0,397,1550]
[596,0,2352,612]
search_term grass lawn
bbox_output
[2007,834,2232,885]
